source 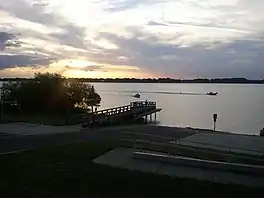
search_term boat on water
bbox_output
[133,93,140,98]
[207,92,218,96]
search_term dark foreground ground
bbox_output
[1,140,264,198]
[0,125,196,153]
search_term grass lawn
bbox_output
[0,141,263,198]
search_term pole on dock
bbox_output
[155,112,156,121]
[213,113,218,131]
[150,114,152,123]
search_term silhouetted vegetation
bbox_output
[80,77,263,84]
[0,73,101,124]
[1,77,263,84]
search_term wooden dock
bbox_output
[81,101,161,127]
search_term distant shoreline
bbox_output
[0,77,264,84]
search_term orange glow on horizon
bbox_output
[62,69,157,79]
[0,64,159,79]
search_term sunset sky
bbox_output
[0,0,264,79]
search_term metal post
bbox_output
[213,114,218,131]
[150,114,152,123]
[213,122,216,131]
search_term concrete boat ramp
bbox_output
[94,147,264,187]
[94,131,264,187]
[178,133,264,156]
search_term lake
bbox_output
[92,83,264,135]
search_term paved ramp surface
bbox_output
[178,133,264,156]
[0,123,81,136]
[0,124,209,154]
[94,147,264,187]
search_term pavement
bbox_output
[178,133,264,156]
[2,122,264,187]
[93,147,264,187]
[0,126,114,154]
[2,123,263,157]
[0,123,82,136]
[0,124,195,154]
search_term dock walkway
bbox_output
[81,101,161,127]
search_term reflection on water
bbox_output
[93,83,264,135]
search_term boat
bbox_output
[133,93,140,98]
[207,92,218,96]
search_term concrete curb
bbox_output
[133,151,264,176]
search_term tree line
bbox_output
[1,77,263,84]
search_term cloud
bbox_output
[50,24,87,50]
[0,0,264,79]
[65,65,104,72]
[105,0,152,12]
[1,0,58,26]
[0,32,22,51]
[0,54,55,69]
[147,21,168,27]
[0,0,91,67]
[148,21,252,34]
[65,64,139,73]
[1,0,89,50]
[87,31,264,79]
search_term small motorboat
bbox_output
[133,93,140,98]
[207,92,218,96]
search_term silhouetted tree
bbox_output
[1,72,101,114]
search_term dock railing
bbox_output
[82,101,158,127]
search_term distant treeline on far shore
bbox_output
[0,77,264,84]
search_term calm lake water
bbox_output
[92,83,264,135]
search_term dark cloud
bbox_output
[0,32,14,42]
[83,65,104,72]
[50,24,87,50]
[147,21,168,26]
[0,54,55,69]
[105,0,153,12]
[0,32,22,51]
[148,21,250,33]
[65,65,104,72]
